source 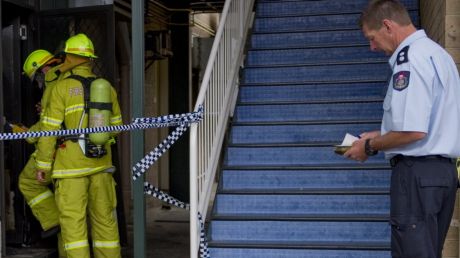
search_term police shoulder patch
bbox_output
[393,71,410,91]
[396,46,409,65]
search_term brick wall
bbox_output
[420,1,460,257]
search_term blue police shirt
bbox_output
[381,30,460,158]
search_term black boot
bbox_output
[42,225,60,238]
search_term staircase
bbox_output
[208,0,419,257]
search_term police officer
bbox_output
[344,1,460,257]
[21,49,67,257]
[35,33,122,258]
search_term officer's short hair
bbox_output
[359,0,412,30]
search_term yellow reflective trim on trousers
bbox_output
[110,115,122,125]
[65,104,84,116]
[42,116,62,128]
[52,166,107,178]
[65,240,89,250]
[93,240,120,248]
[36,159,52,170]
[28,189,53,208]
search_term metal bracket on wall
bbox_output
[19,25,27,40]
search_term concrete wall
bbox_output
[420,0,460,257]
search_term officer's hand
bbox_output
[359,130,380,140]
[343,138,368,162]
[36,170,47,184]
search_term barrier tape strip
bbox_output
[144,183,210,257]
[132,124,188,180]
[0,106,203,141]
[198,212,211,258]
[144,182,189,210]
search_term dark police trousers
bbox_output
[390,155,458,258]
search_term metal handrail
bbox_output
[189,0,255,257]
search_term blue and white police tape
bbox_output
[144,182,210,258]
[133,105,203,124]
[198,212,210,258]
[132,124,188,180]
[144,182,189,210]
[0,105,203,141]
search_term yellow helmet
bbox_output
[23,49,54,79]
[64,33,98,58]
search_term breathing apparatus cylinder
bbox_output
[88,78,112,145]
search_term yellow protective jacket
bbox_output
[35,63,123,178]
[26,64,65,144]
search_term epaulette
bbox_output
[396,45,409,65]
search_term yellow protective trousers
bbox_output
[55,172,121,258]
[19,155,67,257]
[18,155,59,230]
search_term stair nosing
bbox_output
[243,60,388,69]
[222,166,390,171]
[231,120,382,127]
[223,165,391,170]
[253,27,363,35]
[240,79,388,87]
[211,214,389,222]
[237,98,383,106]
[244,60,387,69]
[254,8,419,19]
[217,189,390,195]
[227,142,349,147]
[250,42,371,51]
[247,44,371,51]
[207,240,391,250]
[241,79,389,86]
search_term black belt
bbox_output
[390,154,455,167]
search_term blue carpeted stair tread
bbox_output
[246,46,387,67]
[224,146,386,167]
[238,83,387,103]
[234,102,384,123]
[232,119,383,126]
[242,63,390,84]
[253,11,419,33]
[217,188,390,194]
[211,214,389,222]
[230,123,381,144]
[221,169,390,190]
[212,213,389,220]
[213,194,389,216]
[208,240,390,250]
[251,29,368,49]
[208,248,391,258]
[209,220,390,242]
[255,0,417,17]
[239,99,384,106]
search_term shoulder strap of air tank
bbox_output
[67,74,96,113]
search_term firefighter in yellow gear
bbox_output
[20,49,67,257]
[35,33,122,258]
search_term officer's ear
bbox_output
[382,19,393,33]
